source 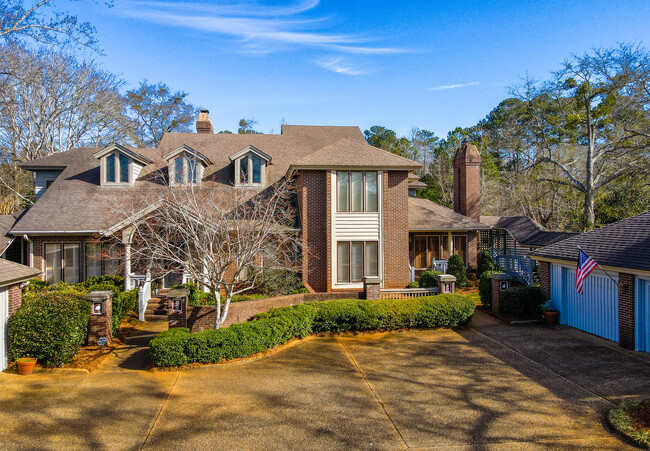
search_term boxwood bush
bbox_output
[9,292,90,366]
[479,271,494,307]
[418,270,441,288]
[501,286,545,317]
[150,295,476,367]
[477,251,494,277]
[447,254,467,287]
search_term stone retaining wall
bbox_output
[183,291,363,333]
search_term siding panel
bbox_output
[34,170,62,201]
[636,277,650,352]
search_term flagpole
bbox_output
[577,246,620,287]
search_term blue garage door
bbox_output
[550,264,619,342]
[636,277,650,353]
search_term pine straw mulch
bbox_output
[608,399,650,448]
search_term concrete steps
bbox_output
[144,296,168,322]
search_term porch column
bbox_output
[122,227,134,291]
[447,231,453,259]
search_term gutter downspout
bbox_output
[23,234,33,269]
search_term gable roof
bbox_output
[0,210,25,254]
[11,126,380,234]
[530,210,650,272]
[163,145,212,166]
[0,258,41,286]
[228,145,272,164]
[409,197,489,231]
[289,138,421,171]
[93,143,153,165]
[480,215,576,247]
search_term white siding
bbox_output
[0,287,8,372]
[132,162,143,182]
[34,170,62,201]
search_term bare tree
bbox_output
[116,177,301,329]
[0,0,108,49]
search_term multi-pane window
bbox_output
[173,154,199,185]
[85,242,121,279]
[337,241,379,283]
[336,171,378,212]
[105,153,129,184]
[237,154,263,185]
[453,235,467,264]
[45,243,80,284]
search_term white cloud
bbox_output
[316,58,364,75]
[119,0,405,55]
[428,81,480,91]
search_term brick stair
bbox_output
[144,296,169,322]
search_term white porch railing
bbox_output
[379,288,440,299]
[138,271,152,322]
[409,260,449,282]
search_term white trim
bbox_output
[533,256,650,278]
[229,145,272,164]
[93,143,152,165]
[164,144,211,166]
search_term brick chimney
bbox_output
[196,109,213,134]
[453,140,481,221]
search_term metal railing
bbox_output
[494,254,534,286]
[379,287,440,299]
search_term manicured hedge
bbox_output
[447,255,467,287]
[479,271,494,307]
[9,292,90,366]
[418,270,441,288]
[501,286,545,317]
[150,295,475,367]
[477,251,494,277]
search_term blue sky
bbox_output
[69,0,650,137]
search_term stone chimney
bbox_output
[453,140,481,221]
[196,109,213,134]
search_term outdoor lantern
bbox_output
[500,280,509,292]
[171,298,182,313]
[92,300,104,315]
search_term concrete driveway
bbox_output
[1,310,649,450]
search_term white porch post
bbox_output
[122,227,134,291]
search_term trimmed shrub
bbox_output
[171,282,209,306]
[479,271,494,307]
[407,281,420,288]
[9,292,90,366]
[477,251,494,277]
[150,295,476,367]
[447,254,467,287]
[112,289,138,332]
[418,270,441,288]
[82,275,124,292]
[255,269,304,296]
[501,286,545,317]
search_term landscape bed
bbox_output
[150,294,476,367]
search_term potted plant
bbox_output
[16,357,37,376]
[540,301,559,325]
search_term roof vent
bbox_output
[196,109,213,134]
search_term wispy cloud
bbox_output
[118,0,405,55]
[316,58,364,75]
[428,81,480,91]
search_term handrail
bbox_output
[138,270,152,322]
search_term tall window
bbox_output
[453,235,467,264]
[337,241,379,283]
[237,154,263,185]
[86,243,102,278]
[45,243,80,284]
[105,152,129,184]
[173,154,200,185]
[336,171,378,212]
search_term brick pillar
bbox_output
[87,291,113,345]
[436,274,456,294]
[618,273,635,350]
[7,283,23,362]
[167,288,189,329]
[539,261,551,301]
[491,273,512,314]
[467,231,478,270]
[363,277,381,300]
[452,141,481,222]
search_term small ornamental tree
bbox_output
[477,251,494,277]
[117,176,301,329]
[447,254,467,287]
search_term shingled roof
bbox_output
[12,125,410,234]
[409,197,489,231]
[0,258,40,286]
[530,210,650,273]
[480,215,576,248]
[0,210,26,254]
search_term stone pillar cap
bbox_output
[490,273,512,280]
[166,288,190,298]
[86,291,114,300]
[436,274,456,282]
[362,277,382,284]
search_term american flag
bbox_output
[576,249,598,295]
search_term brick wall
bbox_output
[467,231,478,270]
[383,171,409,289]
[539,261,551,301]
[618,272,635,349]
[183,291,363,332]
[7,282,22,362]
[296,170,329,292]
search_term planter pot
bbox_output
[17,357,37,376]
[543,311,559,325]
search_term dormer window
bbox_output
[164,145,211,187]
[94,144,152,187]
[229,145,271,187]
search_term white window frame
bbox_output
[336,171,379,213]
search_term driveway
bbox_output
[0,310,648,450]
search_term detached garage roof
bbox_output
[0,259,40,287]
[480,215,576,248]
[530,210,650,273]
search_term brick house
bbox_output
[530,211,650,353]
[6,111,495,294]
[0,259,41,371]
